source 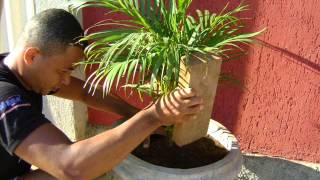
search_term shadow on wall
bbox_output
[256,39,320,75]
[239,155,320,180]
[203,0,261,133]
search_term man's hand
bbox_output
[147,88,203,126]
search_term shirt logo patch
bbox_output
[0,95,31,115]
[0,95,23,112]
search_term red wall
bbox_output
[83,0,320,163]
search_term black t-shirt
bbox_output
[0,53,50,179]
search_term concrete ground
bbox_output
[239,154,320,180]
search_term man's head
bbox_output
[20,8,86,55]
[13,9,87,95]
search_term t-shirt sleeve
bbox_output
[0,84,50,155]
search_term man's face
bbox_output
[29,46,84,95]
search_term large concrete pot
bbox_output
[108,120,242,180]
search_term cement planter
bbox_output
[108,120,242,180]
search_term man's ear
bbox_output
[23,47,40,65]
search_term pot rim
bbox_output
[124,119,242,175]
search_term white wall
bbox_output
[0,0,35,53]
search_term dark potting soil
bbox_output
[132,134,228,169]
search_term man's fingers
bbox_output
[185,104,203,115]
[164,88,202,113]
[182,96,203,107]
[155,88,203,126]
[174,88,197,99]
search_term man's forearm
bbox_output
[63,108,160,179]
[55,77,139,117]
[84,87,139,117]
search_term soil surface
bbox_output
[132,134,228,169]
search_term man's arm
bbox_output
[15,88,203,179]
[54,76,139,117]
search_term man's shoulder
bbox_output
[0,81,24,99]
[0,53,8,60]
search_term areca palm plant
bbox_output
[70,0,263,99]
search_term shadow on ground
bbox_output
[239,155,320,180]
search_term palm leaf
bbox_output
[70,0,264,97]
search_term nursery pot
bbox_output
[108,119,242,180]
[173,53,222,146]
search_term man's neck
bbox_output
[4,51,32,90]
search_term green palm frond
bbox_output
[70,0,264,98]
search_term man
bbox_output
[0,9,203,179]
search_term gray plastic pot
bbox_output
[107,119,242,180]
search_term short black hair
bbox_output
[20,8,87,55]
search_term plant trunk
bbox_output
[173,53,222,146]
